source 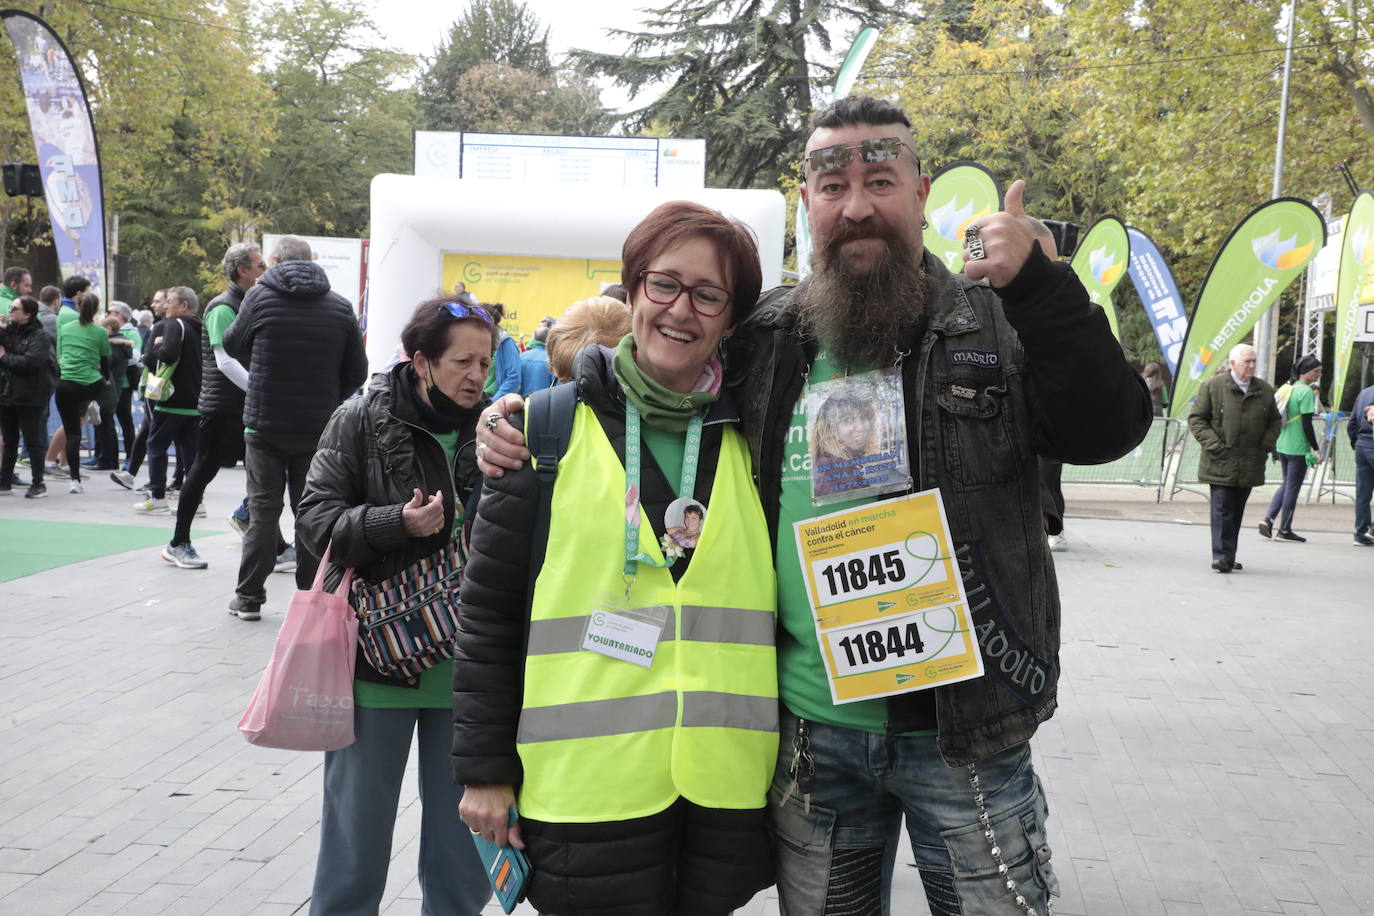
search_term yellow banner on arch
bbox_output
[441,253,622,339]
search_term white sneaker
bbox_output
[194,503,207,518]
[133,496,170,514]
[110,469,136,490]
[1047,533,1067,552]
[68,479,84,494]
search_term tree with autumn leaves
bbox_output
[862,0,1372,372]
[0,0,1368,377]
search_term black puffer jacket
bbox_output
[223,261,367,438]
[0,319,54,407]
[197,283,246,418]
[147,316,203,412]
[451,345,734,786]
[297,363,484,686]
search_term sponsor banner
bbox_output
[1069,216,1130,340]
[1169,198,1326,418]
[795,27,882,281]
[1126,227,1188,376]
[1330,192,1374,411]
[415,131,704,189]
[833,27,880,98]
[2,12,106,297]
[924,162,1001,275]
[440,252,621,339]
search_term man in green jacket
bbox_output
[1187,343,1282,573]
[0,267,31,313]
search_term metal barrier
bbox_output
[1314,417,1355,503]
[1062,410,1364,506]
[1170,415,1287,499]
[1062,416,1179,501]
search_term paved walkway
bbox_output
[0,471,1369,914]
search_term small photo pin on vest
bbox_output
[661,497,706,559]
[951,385,976,399]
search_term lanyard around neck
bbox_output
[623,402,703,580]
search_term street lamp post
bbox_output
[1254,0,1300,382]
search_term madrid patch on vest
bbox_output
[954,540,1050,706]
[948,348,1000,369]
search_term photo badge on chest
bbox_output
[806,368,911,506]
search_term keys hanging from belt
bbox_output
[778,717,815,814]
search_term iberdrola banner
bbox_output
[795,27,881,281]
[1126,227,1188,376]
[1169,198,1326,418]
[924,162,1001,274]
[1,10,107,297]
[1329,191,1374,412]
[1068,217,1129,340]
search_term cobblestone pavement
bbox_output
[0,472,1369,914]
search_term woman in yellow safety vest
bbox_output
[454,201,777,916]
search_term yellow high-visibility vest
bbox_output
[517,403,778,823]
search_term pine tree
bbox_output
[570,0,911,189]
[417,0,554,130]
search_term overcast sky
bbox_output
[364,0,661,112]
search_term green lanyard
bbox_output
[624,402,704,580]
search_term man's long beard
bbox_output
[798,220,932,371]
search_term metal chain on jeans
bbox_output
[968,764,1054,916]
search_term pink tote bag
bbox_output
[238,545,358,751]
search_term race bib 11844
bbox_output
[793,489,984,704]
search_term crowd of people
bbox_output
[1,93,1368,916]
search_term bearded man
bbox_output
[474,96,1151,914]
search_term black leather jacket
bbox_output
[297,364,484,686]
[0,319,54,407]
[725,248,1151,765]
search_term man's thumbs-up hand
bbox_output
[962,179,1039,289]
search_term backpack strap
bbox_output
[524,381,579,621]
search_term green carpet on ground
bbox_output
[0,519,223,583]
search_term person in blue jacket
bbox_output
[482,302,523,399]
[517,323,555,392]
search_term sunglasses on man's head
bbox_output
[439,301,492,323]
[804,136,921,176]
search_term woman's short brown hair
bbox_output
[400,295,499,361]
[546,296,632,383]
[620,201,762,326]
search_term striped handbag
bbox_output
[348,539,464,680]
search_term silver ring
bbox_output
[475,443,488,460]
[964,223,981,240]
[966,238,986,261]
[484,413,502,431]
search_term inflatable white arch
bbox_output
[366,174,786,370]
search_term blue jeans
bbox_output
[770,710,1057,916]
[147,411,199,499]
[1265,453,1308,531]
[310,705,491,916]
[1356,447,1374,535]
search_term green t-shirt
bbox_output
[355,427,464,709]
[204,302,236,348]
[641,423,685,491]
[57,319,111,386]
[1276,382,1316,456]
[775,351,933,736]
[57,304,79,327]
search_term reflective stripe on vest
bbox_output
[525,604,773,656]
[517,690,778,744]
[517,403,778,823]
